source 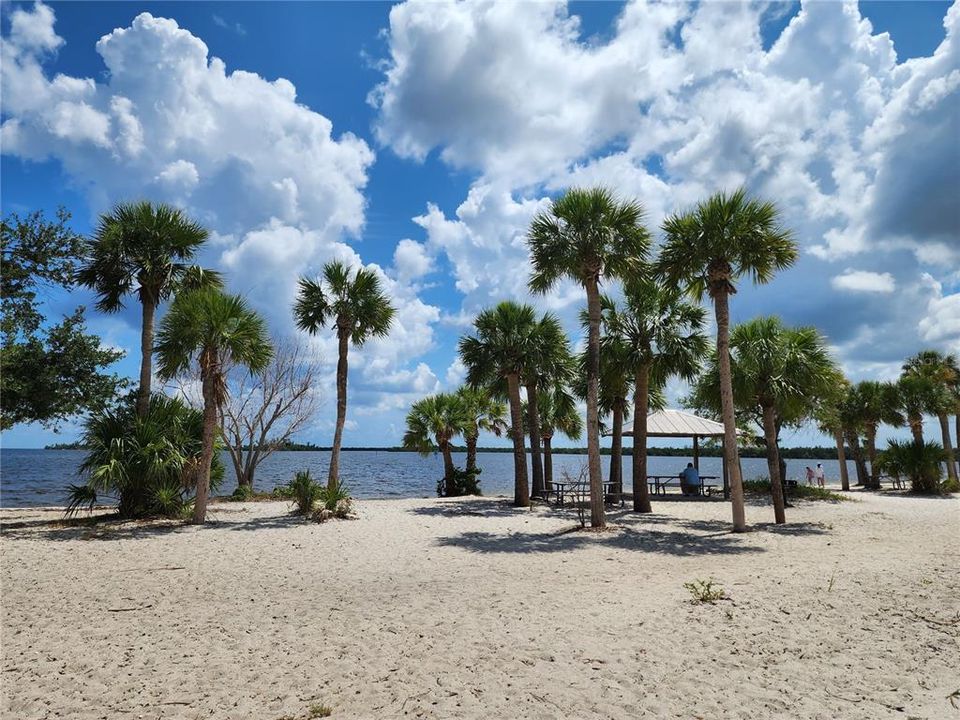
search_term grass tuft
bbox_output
[684,578,727,604]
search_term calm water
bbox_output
[0,449,850,508]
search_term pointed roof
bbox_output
[622,408,726,438]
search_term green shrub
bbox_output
[65,394,224,519]
[741,478,849,502]
[438,466,482,497]
[288,469,322,515]
[229,484,255,502]
[877,440,947,494]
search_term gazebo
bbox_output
[622,408,731,498]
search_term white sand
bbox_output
[2,491,958,719]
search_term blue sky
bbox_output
[2,1,958,449]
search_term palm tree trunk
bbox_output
[465,434,478,475]
[865,426,880,489]
[526,381,545,499]
[136,300,156,418]
[939,413,957,483]
[328,329,349,490]
[584,279,606,529]
[506,373,529,507]
[713,289,746,532]
[543,434,554,493]
[761,403,786,524]
[440,439,456,495]
[909,414,924,446]
[846,430,868,485]
[610,401,623,498]
[834,431,850,491]
[193,368,219,524]
[632,364,652,513]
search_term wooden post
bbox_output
[693,435,700,471]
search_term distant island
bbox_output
[44,440,844,458]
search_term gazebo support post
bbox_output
[693,435,700,471]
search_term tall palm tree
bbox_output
[77,201,220,417]
[459,301,538,507]
[538,385,582,491]
[848,380,903,488]
[690,317,835,523]
[155,288,272,524]
[611,279,707,513]
[402,393,468,495]
[523,313,572,499]
[901,350,958,484]
[455,386,507,476]
[528,187,650,528]
[294,261,395,490]
[838,386,870,486]
[657,188,797,531]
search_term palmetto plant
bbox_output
[155,288,273,524]
[528,187,651,528]
[608,279,707,513]
[402,393,469,496]
[294,261,396,490]
[459,301,538,506]
[455,386,507,476]
[76,201,220,417]
[877,439,947,494]
[657,188,797,531]
[65,393,225,519]
[901,350,958,485]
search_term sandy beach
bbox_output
[1,491,958,719]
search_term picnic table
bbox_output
[550,479,624,507]
[646,475,721,497]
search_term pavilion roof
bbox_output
[622,409,726,438]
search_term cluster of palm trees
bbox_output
[74,203,401,525]
[406,186,803,532]
[816,351,959,492]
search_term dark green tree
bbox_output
[1,209,125,430]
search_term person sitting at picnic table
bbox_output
[679,463,700,496]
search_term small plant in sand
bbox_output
[684,578,727,604]
[308,703,333,718]
[288,469,323,515]
[312,478,353,523]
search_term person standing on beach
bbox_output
[815,463,826,488]
[805,466,815,486]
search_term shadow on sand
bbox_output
[0,506,311,542]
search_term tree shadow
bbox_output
[0,506,311,542]
[407,497,531,519]
[435,526,766,557]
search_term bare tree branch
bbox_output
[219,338,322,491]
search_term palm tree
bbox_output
[77,201,220,417]
[611,279,707,513]
[657,188,797,531]
[294,261,395,490]
[455,386,507,476]
[522,313,572,499]
[538,385,582,491]
[901,351,958,484]
[155,288,272,524]
[459,301,538,506]
[690,318,835,523]
[528,187,650,527]
[402,393,468,495]
[838,387,870,487]
[848,381,903,488]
